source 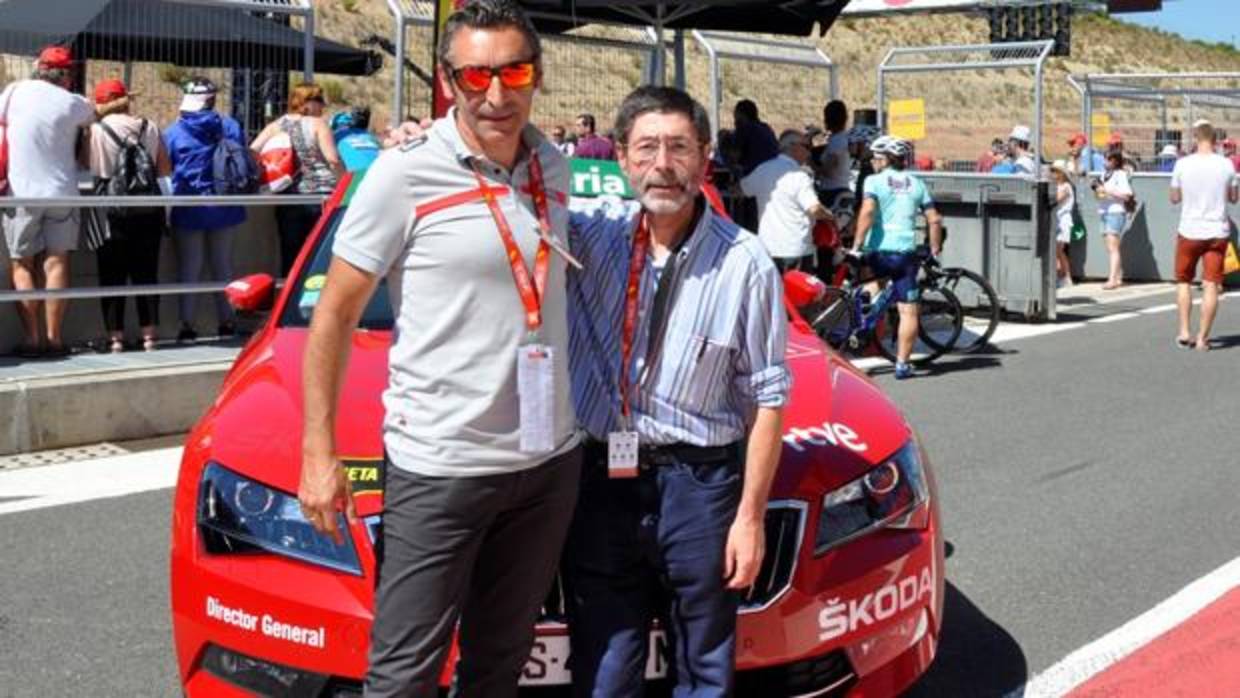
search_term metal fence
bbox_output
[877,40,1055,168]
[1067,72,1240,167]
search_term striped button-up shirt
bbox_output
[567,197,791,447]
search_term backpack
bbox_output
[212,135,260,195]
[98,119,160,216]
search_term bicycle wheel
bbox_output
[874,286,963,365]
[807,286,856,352]
[934,268,1001,353]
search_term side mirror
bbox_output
[782,270,826,308]
[225,274,275,313]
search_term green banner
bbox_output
[569,158,633,199]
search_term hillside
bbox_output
[306,3,1240,161]
[8,2,1234,164]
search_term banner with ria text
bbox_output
[570,159,633,199]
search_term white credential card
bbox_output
[517,344,556,454]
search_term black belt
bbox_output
[584,439,741,467]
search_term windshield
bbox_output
[278,207,394,331]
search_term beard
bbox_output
[632,169,698,215]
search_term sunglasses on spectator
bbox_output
[448,60,538,93]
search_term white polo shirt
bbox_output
[741,154,819,259]
[332,111,578,477]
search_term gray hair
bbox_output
[437,0,541,69]
[33,67,70,85]
[613,86,712,147]
[779,129,806,152]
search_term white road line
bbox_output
[1139,303,1178,315]
[1089,312,1141,324]
[1017,554,1240,698]
[0,446,181,515]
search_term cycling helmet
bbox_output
[846,125,881,146]
[870,135,911,159]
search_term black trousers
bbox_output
[275,203,322,277]
[366,446,582,698]
[96,210,164,332]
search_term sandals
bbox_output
[109,338,125,354]
[1176,337,1194,349]
[142,336,158,352]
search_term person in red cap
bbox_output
[1221,137,1240,172]
[0,45,95,358]
[1066,132,1104,175]
[87,78,173,353]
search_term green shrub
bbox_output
[157,64,189,86]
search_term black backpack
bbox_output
[212,136,260,195]
[99,119,161,217]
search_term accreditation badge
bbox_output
[517,344,556,454]
[608,430,639,479]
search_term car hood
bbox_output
[201,325,910,517]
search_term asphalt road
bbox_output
[1,287,1236,697]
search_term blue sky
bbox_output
[1121,0,1240,47]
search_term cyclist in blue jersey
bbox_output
[850,135,943,379]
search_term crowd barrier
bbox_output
[1067,173,1240,284]
[0,195,326,355]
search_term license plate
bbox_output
[520,630,669,685]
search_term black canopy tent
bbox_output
[0,0,380,76]
[523,0,851,38]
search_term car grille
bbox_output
[735,650,855,697]
[537,502,805,622]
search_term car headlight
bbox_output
[815,441,929,555]
[197,461,362,576]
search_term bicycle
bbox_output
[917,252,1001,354]
[796,254,964,366]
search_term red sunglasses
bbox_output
[449,60,538,93]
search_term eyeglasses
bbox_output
[448,60,538,93]
[625,137,702,165]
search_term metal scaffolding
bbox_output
[691,30,836,140]
[877,40,1055,175]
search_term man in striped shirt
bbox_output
[563,86,790,696]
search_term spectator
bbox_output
[1222,138,1240,172]
[1050,160,1075,288]
[88,78,173,352]
[1169,119,1237,351]
[0,46,95,358]
[976,138,1005,173]
[732,98,779,177]
[1157,144,1179,173]
[915,154,935,171]
[1089,150,1133,289]
[549,124,574,157]
[741,129,832,271]
[805,124,826,148]
[818,100,852,193]
[1007,125,1036,174]
[163,76,247,343]
[251,82,343,276]
[1108,132,1137,172]
[572,113,614,160]
[1066,132,1105,175]
[330,106,381,172]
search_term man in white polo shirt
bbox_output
[1170,119,1237,352]
[741,128,832,271]
[298,2,580,696]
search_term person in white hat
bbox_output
[1007,125,1036,175]
[1157,143,1180,173]
[1050,160,1075,287]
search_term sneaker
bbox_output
[176,324,198,345]
[217,322,237,339]
[894,362,914,380]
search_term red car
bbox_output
[170,171,945,697]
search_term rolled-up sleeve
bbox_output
[734,260,792,408]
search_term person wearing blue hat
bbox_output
[330,107,381,172]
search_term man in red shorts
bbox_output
[1169,119,1238,351]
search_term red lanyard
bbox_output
[619,215,651,420]
[471,153,552,333]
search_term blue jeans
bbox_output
[564,442,742,698]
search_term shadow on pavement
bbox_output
[904,581,1029,698]
[921,355,1006,377]
[1207,333,1240,350]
